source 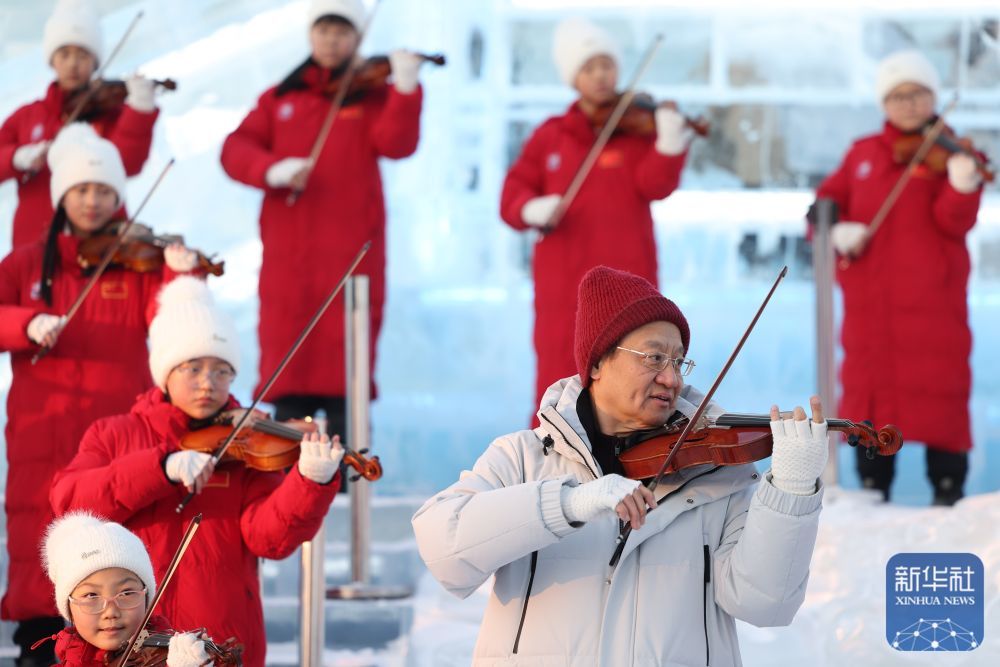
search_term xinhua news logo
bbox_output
[886,553,984,651]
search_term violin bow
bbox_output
[286,0,383,206]
[115,513,202,667]
[609,266,788,567]
[175,240,372,513]
[544,34,664,230]
[31,158,175,365]
[841,94,959,266]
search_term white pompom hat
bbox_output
[875,49,941,103]
[43,511,156,622]
[307,0,366,31]
[47,123,127,209]
[552,17,621,87]
[43,0,104,66]
[148,277,241,391]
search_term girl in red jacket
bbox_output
[816,50,983,505]
[500,17,690,411]
[0,123,196,664]
[0,0,159,248]
[51,277,347,667]
[220,0,424,433]
[39,512,214,667]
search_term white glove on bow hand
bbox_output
[26,314,65,346]
[265,157,311,189]
[125,74,156,113]
[389,49,422,94]
[297,434,345,484]
[13,141,49,172]
[560,474,641,524]
[829,221,869,256]
[165,450,213,488]
[166,631,211,667]
[164,244,198,273]
[769,411,828,496]
[520,194,561,228]
[947,153,982,194]
[654,106,691,156]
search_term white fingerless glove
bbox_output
[265,157,310,188]
[947,153,982,194]
[125,74,156,113]
[829,221,868,256]
[389,49,421,94]
[13,141,49,171]
[167,631,210,667]
[560,474,641,524]
[520,194,561,228]
[654,106,691,155]
[165,451,213,487]
[770,416,829,495]
[26,313,65,345]
[297,437,345,484]
[164,245,198,272]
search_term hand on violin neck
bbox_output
[560,474,657,528]
[124,74,156,113]
[165,450,215,495]
[164,243,198,273]
[768,396,828,496]
[166,630,210,667]
[947,153,982,193]
[265,157,313,190]
[654,106,691,156]
[298,432,345,484]
[389,49,422,94]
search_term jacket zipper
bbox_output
[512,551,539,654]
[703,544,711,665]
[539,412,599,479]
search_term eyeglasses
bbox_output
[616,346,695,376]
[172,362,235,384]
[68,588,146,615]
[884,89,932,106]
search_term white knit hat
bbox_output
[148,277,241,391]
[47,123,126,208]
[552,17,621,87]
[307,0,366,31]
[875,49,941,102]
[43,0,104,66]
[43,512,156,622]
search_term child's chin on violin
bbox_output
[41,512,211,666]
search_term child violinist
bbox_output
[38,511,216,667]
[0,0,159,248]
[220,0,425,434]
[50,276,346,667]
[500,17,691,414]
[0,123,196,664]
[814,49,984,505]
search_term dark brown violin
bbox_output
[617,412,902,480]
[179,417,383,481]
[77,223,224,276]
[892,120,994,183]
[63,78,177,123]
[113,629,242,666]
[589,92,710,138]
[325,52,445,103]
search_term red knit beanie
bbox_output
[574,266,690,387]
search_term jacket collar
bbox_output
[131,387,240,443]
[53,615,173,665]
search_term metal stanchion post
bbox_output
[813,199,839,486]
[328,276,411,600]
[299,416,327,667]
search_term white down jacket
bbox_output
[412,376,824,666]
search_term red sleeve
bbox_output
[106,106,158,176]
[633,146,686,201]
[368,86,423,159]
[932,182,981,239]
[499,122,552,231]
[0,105,25,183]
[0,251,40,352]
[50,419,176,523]
[220,90,281,190]
[239,466,340,559]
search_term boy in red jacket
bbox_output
[38,512,212,667]
[500,17,690,412]
[50,277,346,667]
[220,0,424,433]
[815,50,983,505]
[0,0,159,248]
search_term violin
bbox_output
[324,52,445,104]
[112,629,242,666]
[77,223,224,276]
[63,78,177,123]
[892,120,994,183]
[179,417,383,481]
[589,92,710,138]
[616,412,902,480]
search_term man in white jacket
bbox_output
[413,265,828,666]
